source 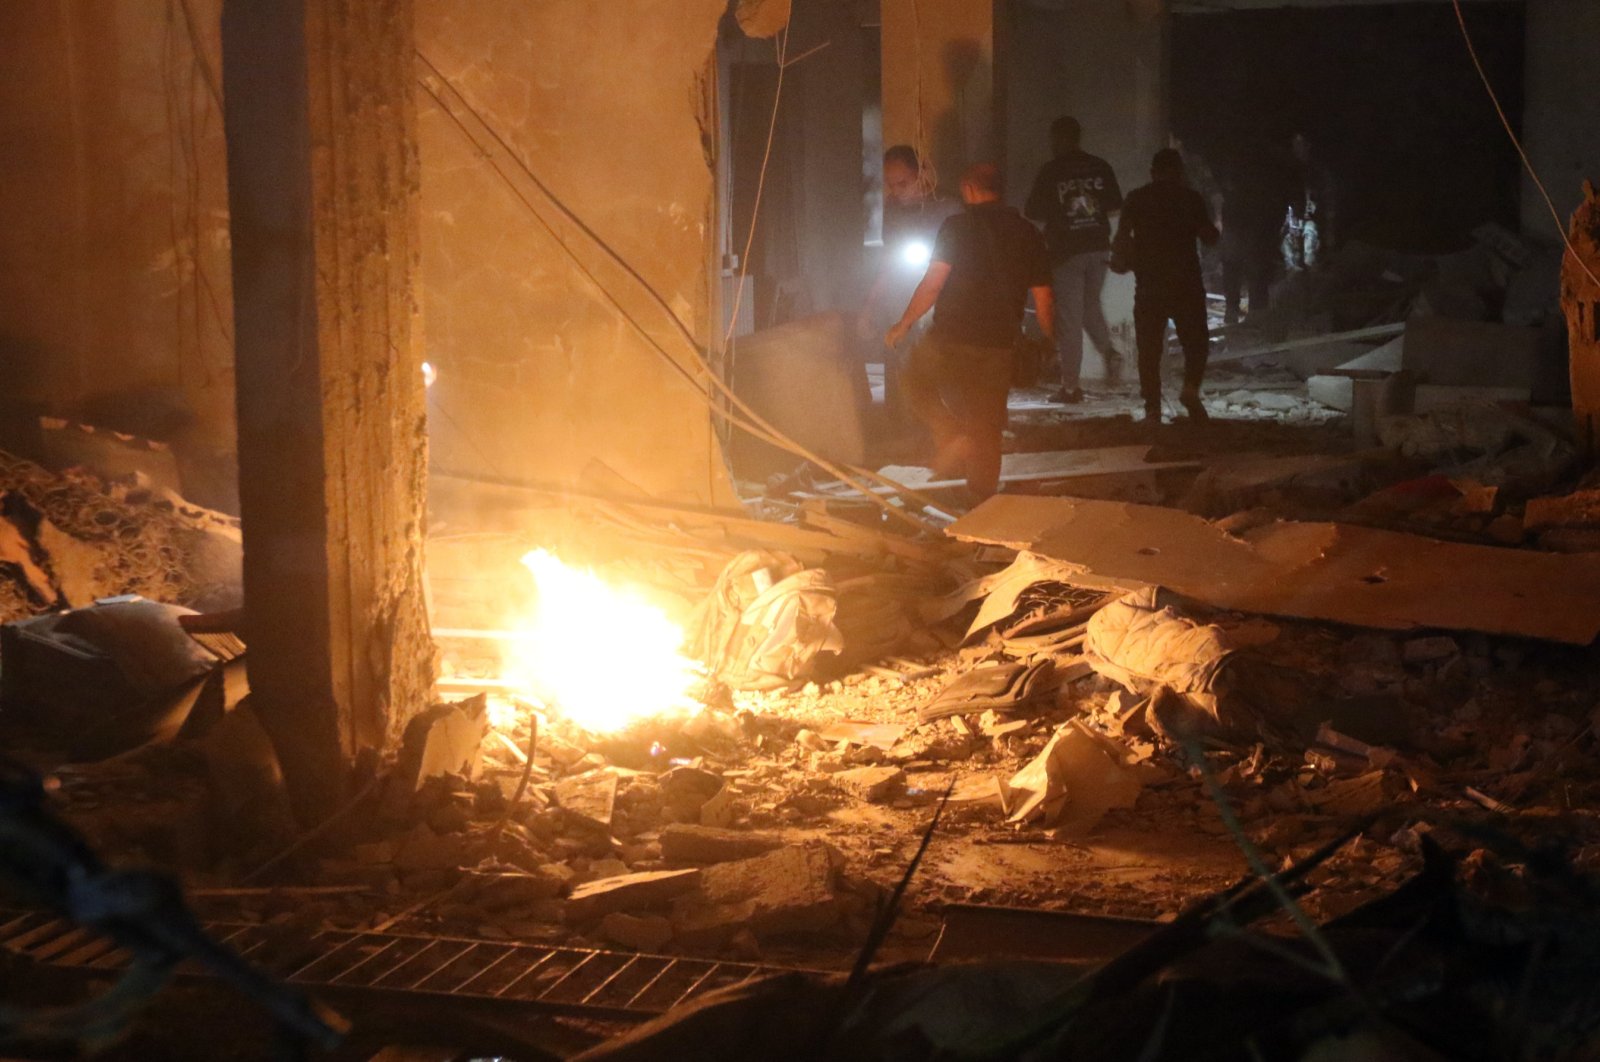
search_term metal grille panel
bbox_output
[0,910,810,1019]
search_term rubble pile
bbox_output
[0,449,241,623]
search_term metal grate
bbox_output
[0,910,813,1020]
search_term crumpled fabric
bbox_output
[1085,587,1312,742]
[1084,587,1235,723]
[688,551,844,690]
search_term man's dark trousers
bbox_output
[1133,278,1209,409]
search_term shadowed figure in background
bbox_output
[858,146,962,445]
[1218,135,1289,325]
[1025,116,1124,403]
[886,163,1054,503]
[1111,148,1220,424]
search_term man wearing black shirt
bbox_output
[1111,149,1220,423]
[1025,116,1123,403]
[886,163,1055,501]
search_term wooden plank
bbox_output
[949,494,1600,645]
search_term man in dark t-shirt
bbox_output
[1111,148,1220,424]
[1025,116,1124,402]
[886,163,1054,501]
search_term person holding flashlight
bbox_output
[886,163,1054,503]
[859,146,961,444]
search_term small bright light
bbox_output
[421,361,437,388]
[901,240,932,268]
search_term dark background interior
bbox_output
[1171,2,1526,255]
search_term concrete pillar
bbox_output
[881,0,998,195]
[221,0,435,821]
[1564,185,1600,459]
[1522,0,1600,238]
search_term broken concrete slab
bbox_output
[396,695,490,791]
[683,844,840,939]
[948,494,1600,645]
[834,765,907,803]
[566,868,702,922]
[659,824,785,865]
[555,769,619,831]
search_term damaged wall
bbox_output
[0,2,236,490]
[416,1,739,508]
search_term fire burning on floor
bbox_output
[501,549,701,734]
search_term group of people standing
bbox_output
[862,118,1226,502]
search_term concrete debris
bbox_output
[834,765,907,803]
[554,769,619,831]
[600,911,675,951]
[659,765,725,822]
[677,843,841,941]
[949,493,1600,644]
[567,868,703,922]
[1524,488,1600,531]
[660,824,785,865]
[396,695,490,792]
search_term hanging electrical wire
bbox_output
[1450,0,1598,288]
[722,25,791,349]
[414,54,949,530]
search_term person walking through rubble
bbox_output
[885,163,1055,502]
[1024,116,1125,403]
[859,146,963,445]
[1110,148,1220,424]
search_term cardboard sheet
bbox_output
[948,495,1600,645]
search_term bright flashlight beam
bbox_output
[900,240,932,269]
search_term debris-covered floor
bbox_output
[6,324,1600,1056]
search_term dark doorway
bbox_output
[1170,2,1525,255]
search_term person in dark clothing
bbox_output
[1111,149,1220,424]
[1024,116,1124,403]
[887,163,1055,501]
[1218,140,1288,325]
[859,146,963,441]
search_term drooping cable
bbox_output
[722,26,791,348]
[414,52,949,528]
[1450,0,1598,287]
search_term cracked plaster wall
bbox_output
[416,0,739,507]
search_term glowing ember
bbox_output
[506,549,699,733]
